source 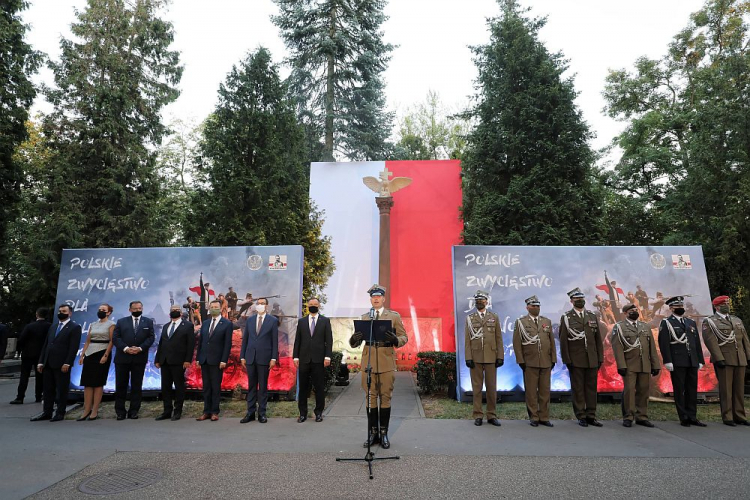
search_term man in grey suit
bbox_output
[240,297,279,424]
[112,300,155,420]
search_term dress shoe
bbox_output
[30,413,52,422]
[127,413,139,420]
[474,418,483,426]
[170,413,181,421]
[210,414,219,421]
[380,429,390,449]
[723,420,737,427]
[487,418,502,427]
[297,415,307,423]
[258,415,268,423]
[196,413,210,421]
[734,420,750,426]
[87,415,100,421]
[240,413,255,424]
[76,412,91,422]
[689,418,706,427]
[578,419,588,427]
[680,420,691,427]
[116,414,126,421]
[155,413,171,421]
[529,420,539,427]
[50,414,65,422]
[539,421,554,427]
[586,418,603,427]
[636,420,655,428]
[315,414,323,422]
[9,399,23,405]
[623,420,632,427]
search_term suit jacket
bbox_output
[197,316,233,365]
[155,319,195,365]
[702,313,750,366]
[293,314,333,363]
[658,315,703,367]
[512,315,556,369]
[358,309,408,374]
[558,309,604,368]
[113,316,155,364]
[613,320,660,373]
[38,320,82,369]
[17,320,52,359]
[464,310,503,364]
[241,314,279,366]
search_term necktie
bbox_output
[256,315,262,336]
[209,319,216,338]
[375,311,380,321]
[134,317,139,331]
[168,322,176,339]
[534,317,538,328]
[680,318,685,328]
[55,323,63,338]
[480,313,484,320]
[311,316,316,336]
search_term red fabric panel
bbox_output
[387,160,463,354]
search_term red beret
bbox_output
[712,295,730,306]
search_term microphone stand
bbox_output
[337,307,399,479]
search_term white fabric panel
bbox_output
[310,161,384,316]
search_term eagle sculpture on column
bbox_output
[363,167,412,197]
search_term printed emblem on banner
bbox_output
[268,255,287,271]
[650,253,666,269]
[672,254,692,270]
[247,255,262,271]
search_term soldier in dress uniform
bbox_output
[464,290,503,427]
[702,295,750,426]
[349,284,408,448]
[658,296,706,427]
[613,303,661,428]
[559,287,604,427]
[512,295,556,427]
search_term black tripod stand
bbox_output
[336,309,399,479]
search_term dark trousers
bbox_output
[160,364,186,415]
[246,363,270,416]
[670,366,698,421]
[201,363,222,415]
[17,355,43,401]
[298,361,326,416]
[42,365,70,416]
[570,366,598,419]
[114,362,146,416]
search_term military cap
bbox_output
[712,295,730,306]
[665,296,684,307]
[367,284,386,296]
[474,290,490,301]
[622,303,637,313]
[525,295,541,306]
[567,287,585,299]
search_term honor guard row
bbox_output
[465,289,750,428]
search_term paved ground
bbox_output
[2,372,750,499]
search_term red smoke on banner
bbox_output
[188,285,215,296]
[595,284,624,295]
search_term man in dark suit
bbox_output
[240,297,279,424]
[31,304,82,422]
[155,304,195,421]
[196,299,233,421]
[11,308,51,404]
[0,322,9,366]
[658,296,706,427]
[293,297,333,422]
[112,300,155,420]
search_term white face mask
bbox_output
[256,304,266,314]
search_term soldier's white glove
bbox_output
[698,363,704,369]
[664,363,674,372]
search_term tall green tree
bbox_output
[461,1,603,245]
[0,1,42,283]
[272,0,394,161]
[187,48,333,301]
[604,0,750,317]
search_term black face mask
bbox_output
[573,300,585,309]
[627,311,639,321]
[169,311,181,319]
[308,306,319,314]
[97,310,107,319]
[57,312,69,321]
[673,308,685,316]
[131,310,143,318]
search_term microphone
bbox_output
[369,308,375,319]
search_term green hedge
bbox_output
[324,351,344,392]
[413,351,456,394]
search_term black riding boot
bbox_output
[379,407,391,449]
[363,408,380,448]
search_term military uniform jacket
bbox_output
[612,320,660,373]
[702,313,750,367]
[465,310,503,364]
[512,315,556,369]
[558,309,603,368]
[658,315,703,368]
[360,309,408,374]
